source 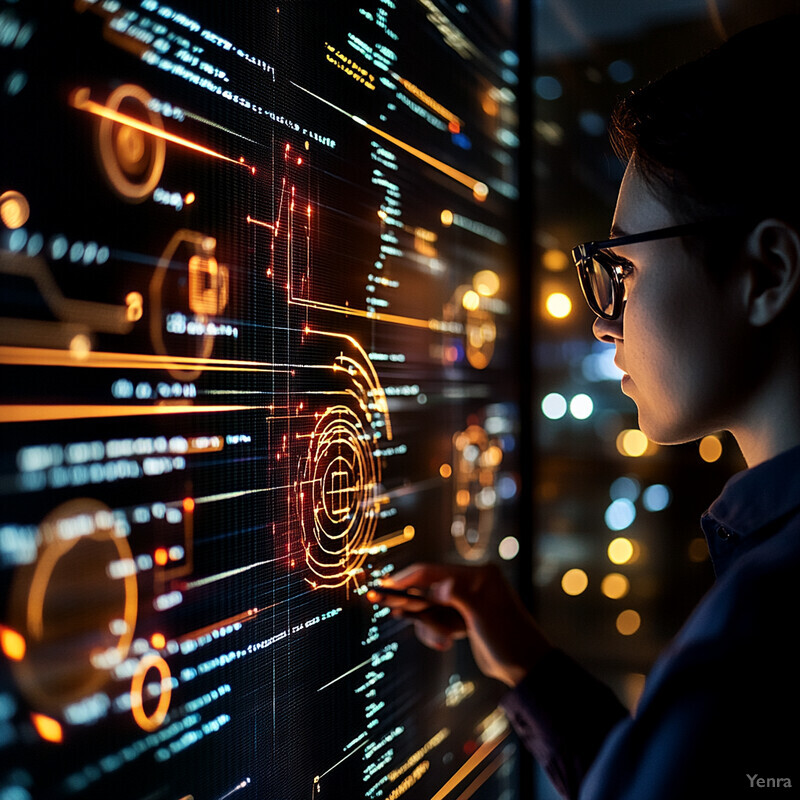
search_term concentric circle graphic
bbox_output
[96,84,165,201]
[297,405,380,588]
[7,499,138,713]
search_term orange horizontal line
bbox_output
[177,606,268,643]
[0,404,253,423]
[290,297,435,330]
[0,346,287,373]
[70,87,250,168]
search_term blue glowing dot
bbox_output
[497,475,518,500]
[501,50,519,67]
[26,232,43,256]
[8,227,27,252]
[5,69,27,96]
[535,76,562,101]
[578,110,606,137]
[69,241,85,263]
[50,235,68,259]
[610,476,640,502]
[643,484,671,512]
[608,59,634,84]
[605,498,636,531]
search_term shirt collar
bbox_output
[701,443,800,577]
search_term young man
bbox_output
[380,16,800,799]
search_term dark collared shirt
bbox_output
[502,444,800,799]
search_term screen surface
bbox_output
[0,2,522,797]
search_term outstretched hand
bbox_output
[372,563,553,688]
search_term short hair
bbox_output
[610,15,800,232]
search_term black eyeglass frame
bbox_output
[572,218,745,320]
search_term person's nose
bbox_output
[592,312,623,344]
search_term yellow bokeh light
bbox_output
[0,625,26,661]
[473,182,489,201]
[32,712,63,743]
[699,434,723,463]
[439,463,452,479]
[561,568,588,596]
[542,249,569,272]
[473,269,500,297]
[441,209,454,226]
[69,334,91,360]
[456,489,470,507]
[608,537,634,565]
[151,632,166,650]
[616,609,641,636]
[0,190,30,229]
[616,428,649,457]
[601,572,630,599]
[462,290,480,311]
[545,292,572,319]
[481,445,503,468]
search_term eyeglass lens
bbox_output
[583,256,615,317]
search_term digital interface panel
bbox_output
[0,2,522,798]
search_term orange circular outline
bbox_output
[130,653,172,731]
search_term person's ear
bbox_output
[742,219,800,327]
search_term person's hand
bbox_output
[371,563,553,688]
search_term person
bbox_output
[376,16,800,799]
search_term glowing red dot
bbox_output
[154,548,168,566]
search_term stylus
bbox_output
[366,585,430,601]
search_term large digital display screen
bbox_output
[0,2,522,797]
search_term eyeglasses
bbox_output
[572,219,739,320]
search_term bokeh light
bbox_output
[0,190,30,229]
[561,568,588,596]
[605,499,636,531]
[545,292,572,319]
[688,537,710,563]
[609,476,640,502]
[542,248,569,272]
[607,536,635,564]
[601,573,630,599]
[569,393,593,420]
[616,609,641,635]
[616,428,649,457]
[462,290,480,311]
[498,536,520,560]
[642,483,671,512]
[473,269,500,297]
[699,434,723,463]
[541,392,567,420]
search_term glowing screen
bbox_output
[0,1,521,797]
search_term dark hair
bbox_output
[610,16,800,233]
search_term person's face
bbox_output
[592,161,748,445]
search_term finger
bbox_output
[365,588,429,612]
[427,565,509,625]
[389,563,463,590]
[414,618,454,651]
